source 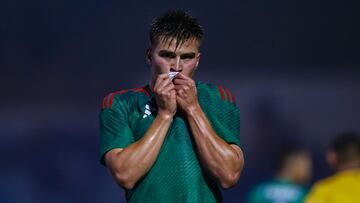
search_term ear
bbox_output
[195,53,201,68]
[326,150,337,168]
[146,48,152,65]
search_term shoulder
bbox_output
[312,174,338,189]
[306,171,360,202]
[307,175,336,198]
[248,181,273,199]
[255,181,272,191]
[101,86,150,109]
[196,81,237,105]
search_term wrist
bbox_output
[157,111,174,121]
[185,103,201,117]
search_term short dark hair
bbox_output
[276,145,308,171]
[149,10,204,50]
[330,132,360,164]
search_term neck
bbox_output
[337,159,360,172]
[149,77,156,90]
[276,171,294,183]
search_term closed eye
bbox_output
[158,51,176,58]
[180,53,196,60]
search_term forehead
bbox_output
[153,37,200,53]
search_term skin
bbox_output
[326,150,360,172]
[105,37,244,190]
[277,152,312,185]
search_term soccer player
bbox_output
[247,146,312,203]
[305,132,360,203]
[99,10,244,202]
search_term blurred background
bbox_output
[0,0,359,202]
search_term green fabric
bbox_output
[248,179,308,203]
[99,81,240,203]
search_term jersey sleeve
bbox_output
[201,85,241,147]
[214,98,241,146]
[99,95,135,165]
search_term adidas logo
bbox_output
[143,104,151,118]
[143,101,157,118]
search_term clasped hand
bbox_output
[153,73,199,118]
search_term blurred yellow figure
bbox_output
[305,132,360,203]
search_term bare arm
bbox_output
[174,73,244,189]
[105,115,172,189]
[105,74,176,189]
[186,105,244,189]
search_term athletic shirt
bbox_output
[305,169,360,203]
[248,179,308,203]
[99,81,241,203]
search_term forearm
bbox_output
[186,105,244,188]
[107,114,172,189]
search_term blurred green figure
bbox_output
[305,132,360,203]
[248,147,312,203]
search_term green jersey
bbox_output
[99,81,240,203]
[248,179,308,203]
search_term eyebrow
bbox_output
[158,50,196,58]
[180,53,196,58]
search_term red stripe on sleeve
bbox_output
[113,90,129,94]
[225,88,231,102]
[132,87,143,91]
[107,93,115,108]
[141,87,150,96]
[108,90,128,108]
[102,96,108,109]
[231,92,235,103]
[134,89,143,93]
[217,85,225,101]
[129,87,150,97]
[105,86,150,109]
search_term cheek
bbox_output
[152,57,170,73]
[183,60,198,75]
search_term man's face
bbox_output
[147,37,201,80]
[293,153,312,184]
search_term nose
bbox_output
[170,57,182,72]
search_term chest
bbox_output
[127,97,194,144]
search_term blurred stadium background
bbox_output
[0,0,359,202]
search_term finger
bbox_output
[174,84,190,91]
[162,83,175,94]
[173,75,195,87]
[155,77,172,92]
[176,73,194,84]
[174,84,184,90]
[173,78,190,86]
[176,73,190,80]
[177,89,186,97]
[178,73,195,86]
[154,73,170,90]
[158,73,170,79]
[157,81,174,97]
[170,90,177,99]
